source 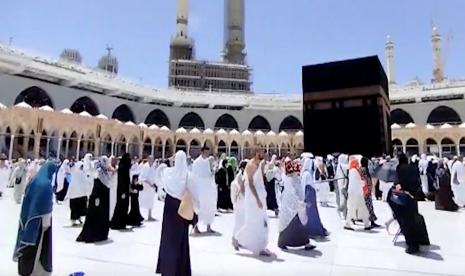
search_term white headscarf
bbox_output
[162,151,189,200]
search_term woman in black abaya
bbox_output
[127,173,145,227]
[110,153,131,230]
[156,151,193,276]
[77,156,111,243]
[387,153,430,254]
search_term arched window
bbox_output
[70,97,99,116]
[248,115,271,131]
[231,141,239,157]
[424,138,439,155]
[112,104,135,123]
[145,109,171,128]
[15,86,54,108]
[392,139,403,154]
[176,139,187,152]
[214,114,239,130]
[427,106,461,125]
[179,112,205,130]
[189,140,201,158]
[406,138,419,156]
[391,109,414,125]
[441,138,456,157]
[279,116,303,132]
[218,140,227,154]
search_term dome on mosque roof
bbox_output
[60,108,73,114]
[97,47,119,74]
[39,105,54,112]
[15,102,32,109]
[149,124,159,130]
[0,102,6,109]
[138,123,148,128]
[96,114,108,119]
[160,126,170,131]
[204,128,214,134]
[59,49,82,64]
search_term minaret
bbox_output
[223,0,246,64]
[385,35,396,84]
[169,0,194,60]
[432,26,444,82]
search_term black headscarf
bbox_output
[396,153,421,195]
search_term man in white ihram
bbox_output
[190,146,217,234]
[235,148,271,256]
[418,154,429,195]
[139,155,158,221]
[450,156,465,207]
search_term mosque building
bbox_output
[0,0,464,160]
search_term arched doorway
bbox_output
[128,136,140,157]
[231,141,239,157]
[100,134,112,156]
[279,116,303,132]
[214,114,239,130]
[424,138,439,155]
[441,138,456,157]
[15,86,54,108]
[143,138,152,158]
[154,138,163,159]
[145,109,171,128]
[70,97,100,116]
[176,139,187,153]
[248,116,271,131]
[189,139,201,158]
[405,138,419,156]
[165,139,173,159]
[179,112,205,130]
[112,104,135,123]
[392,139,403,154]
[218,140,227,155]
[115,135,127,157]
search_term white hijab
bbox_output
[163,151,189,200]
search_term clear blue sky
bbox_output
[2,0,464,93]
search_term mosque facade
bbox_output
[0,0,464,160]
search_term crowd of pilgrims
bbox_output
[2,147,465,276]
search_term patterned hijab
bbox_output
[96,156,111,187]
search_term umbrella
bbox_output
[374,160,398,183]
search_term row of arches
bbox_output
[392,137,465,157]
[391,106,462,126]
[13,86,303,131]
[0,125,303,161]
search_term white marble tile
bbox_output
[1,189,464,276]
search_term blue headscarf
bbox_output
[13,161,58,261]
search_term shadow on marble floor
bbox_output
[394,241,444,261]
[280,248,323,258]
[236,252,285,263]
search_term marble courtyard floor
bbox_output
[1,188,464,276]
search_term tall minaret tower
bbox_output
[432,26,444,82]
[169,0,194,60]
[223,0,246,64]
[385,35,396,84]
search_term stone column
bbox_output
[65,140,70,159]
[76,139,81,160]
[139,142,143,158]
[94,139,100,157]
[162,143,166,160]
[240,144,244,160]
[126,142,129,155]
[456,144,460,156]
[46,138,51,159]
[111,142,115,156]
[228,144,231,156]
[23,136,30,157]
[151,143,155,157]
[34,134,41,160]
[57,138,62,160]
[8,134,15,161]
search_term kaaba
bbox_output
[302,56,391,157]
